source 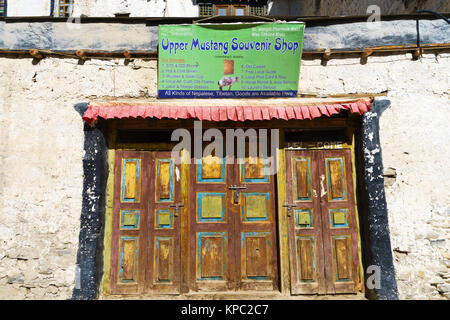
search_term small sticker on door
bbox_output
[175,167,180,182]
[320,174,327,197]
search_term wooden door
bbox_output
[146,151,182,294]
[110,150,182,294]
[317,150,360,294]
[286,149,360,294]
[189,136,278,292]
[190,145,235,291]
[110,150,148,294]
[286,150,326,294]
[234,148,278,291]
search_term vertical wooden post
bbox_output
[276,129,290,295]
[180,148,191,294]
[101,120,118,296]
[349,120,365,293]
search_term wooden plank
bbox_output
[298,238,314,280]
[124,161,137,199]
[157,211,171,226]
[335,238,350,280]
[102,121,117,296]
[245,194,267,219]
[117,118,350,130]
[180,149,190,293]
[121,239,137,281]
[297,210,311,226]
[333,211,346,225]
[200,236,224,278]
[295,159,309,199]
[158,160,171,199]
[157,238,172,281]
[246,237,268,277]
[328,159,345,199]
[202,155,222,179]
[122,212,138,227]
[200,195,224,219]
[350,130,365,292]
[245,157,265,180]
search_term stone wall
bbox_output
[0,52,448,299]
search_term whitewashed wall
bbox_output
[0,52,448,299]
[6,0,198,17]
[6,0,50,16]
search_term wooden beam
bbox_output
[413,48,424,59]
[123,50,132,60]
[76,50,87,60]
[29,49,43,59]
[0,44,448,59]
[362,47,374,58]
[322,48,332,60]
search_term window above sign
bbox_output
[198,1,267,17]
[57,0,73,18]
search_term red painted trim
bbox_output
[82,100,372,125]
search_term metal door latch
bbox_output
[169,203,184,217]
[228,185,247,204]
[283,203,297,217]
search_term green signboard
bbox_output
[158,23,305,99]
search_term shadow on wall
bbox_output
[267,0,450,16]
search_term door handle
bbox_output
[169,203,184,217]
[283,203,297,217]
[228,185,247,190]
[228,185,247,204]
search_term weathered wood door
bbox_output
[189,138,278,292]
[234,151,278,291]
[110,150,182,294]
[286,149,360,294]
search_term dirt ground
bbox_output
[101,291,367,300]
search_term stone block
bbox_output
[437,283,450,293]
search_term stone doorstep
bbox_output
[100,292,367,300]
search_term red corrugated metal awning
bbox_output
[82,98,371,125]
